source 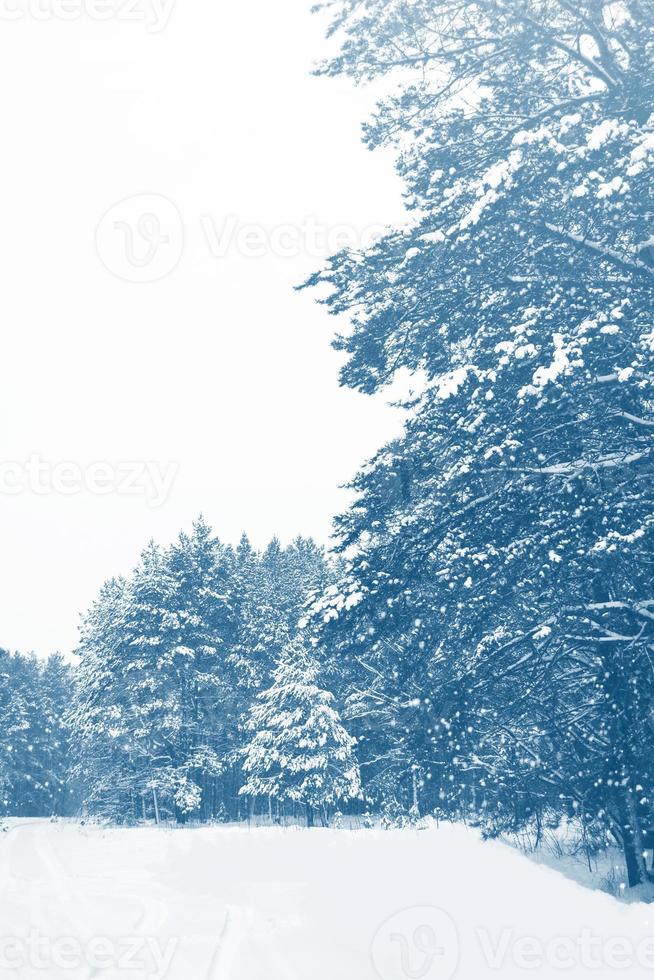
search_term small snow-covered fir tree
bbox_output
[239,634,361,825]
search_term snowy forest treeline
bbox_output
[0,526,358,826]
[69,524,361,827]
[4,0,654,888]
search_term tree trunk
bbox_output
[306,805,314,828]
[623,833,643,888]
[152,789,160,826]
[624,789,650,886]
[616,798,645,888]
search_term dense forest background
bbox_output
[4,0,654,889]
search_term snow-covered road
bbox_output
[0,819,651,979]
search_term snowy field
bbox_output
[0,820,653,979]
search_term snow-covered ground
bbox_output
[0,818,653,979]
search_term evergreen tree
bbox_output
[240,634,361,825]
[69,575,149,821]
[165,517,238,820]
[0,650,32,814]
[70,530,234,823]
[227,535,334,813]
[34,654,75,816]
[0,650,73,817]
[307,0,654,880]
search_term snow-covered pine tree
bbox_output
[69,571,161,822]
[239,634,361,825]
[34,654,75,816]
[228,536,283,698]
[116,539,186,823]
[71,526,237,824]
[0,650,73,817]
[0,650,32,814]
[307,0,654,881]
[165,517,238,820]
[227,535,335,815]
[229,535,332,694]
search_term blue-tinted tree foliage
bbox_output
[304,0,654,884]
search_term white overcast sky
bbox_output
[0,0,408,658]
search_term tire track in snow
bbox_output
[0,821,36,937]
[34,823,172,979]
[207,902,301,980]
[0,822,23,894]
[207,905,254,980]
[0,818,49,894]
[33,824,88,927]
[132,894,169,935]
